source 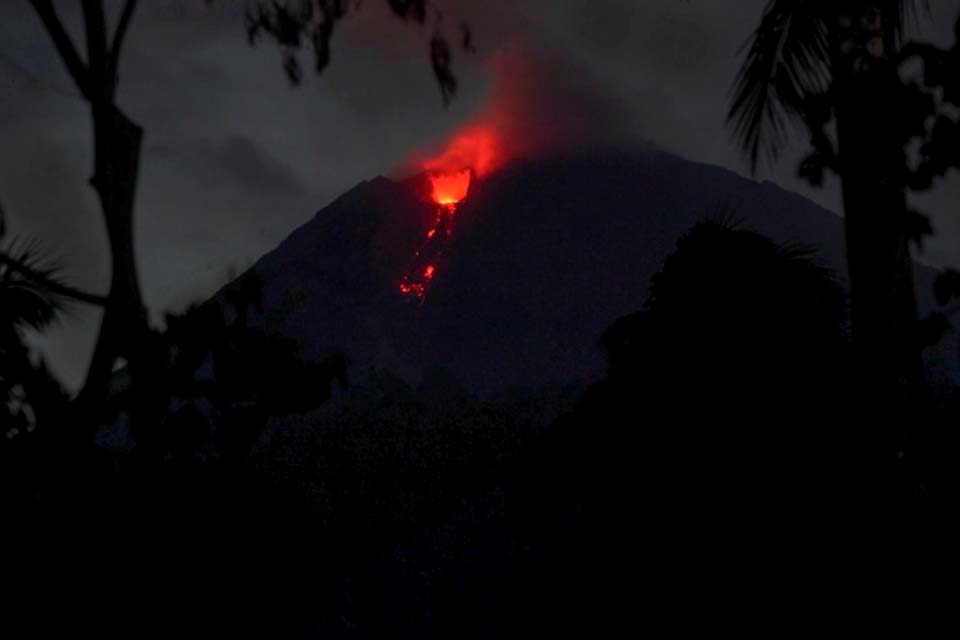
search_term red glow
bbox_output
[399,279,426,301]
[399,202,455,303]
[399,140,484,302]
[424,128,497,179]
[404,45,607,184]
[398,46,613,304]
[430,169,472,206]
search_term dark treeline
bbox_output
[5,217,959,635]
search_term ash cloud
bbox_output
[401,43,644,178]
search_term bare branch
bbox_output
[109,0,139,88]
[28,0,91,99]
[81,0,109,99]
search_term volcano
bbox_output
[221,147,952,393]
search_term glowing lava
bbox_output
[430,169,472,206]
[396,46,604,303]
[399,118,503,303]
[399,170,474,303]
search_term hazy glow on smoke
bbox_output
[399,45,614,303]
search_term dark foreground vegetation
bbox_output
[4,219,957,636]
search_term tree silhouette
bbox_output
[107,270,351,462]
[728,1,932,395]
[0,205,69,437]
[598,217,850,466]
[245,0,471,103]
[603,218,848,394]
[513,218,855,637]
[24,1,470,432]
[26,0,147,427]
[897,14,960,345]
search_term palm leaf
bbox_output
[0,235,68,335]
[894,0,931,35]
[728,0,832,174]
[728,0,930,174]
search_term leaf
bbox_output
[283,52,303,85]
[244,1,464,104]
[934,269,960,306]
[728,1,832,174]
[905,209,934,251]
[0,236,67,334]
[917,312,951,348]
[430,35,457,106]
[729,1,932,174]
[896,82,936,143]
[908,161,936,191]
[388,0,427,23]
[460,22,475,53]
[798,151,827,186]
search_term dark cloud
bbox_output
[151,136,306,197]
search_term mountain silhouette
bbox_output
[217,147,953,393]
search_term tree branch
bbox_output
[0,252,108,308]
[28,0,91,100]
[81,0,109,99]
[109,0,138,92]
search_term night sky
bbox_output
[2,0,958,388]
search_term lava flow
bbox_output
[399,170,472,303]
[396,46,609,302]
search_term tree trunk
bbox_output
[76,104,149,423]
[836,73,918,388]
[832,6,919,384]
[831,5,921,489]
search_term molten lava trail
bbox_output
[399,169,472,303]
[399,201,457,304]
[399,168,472,303]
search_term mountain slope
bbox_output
[231,147,950,393]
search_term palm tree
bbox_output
[0,213,69,433]
[728,1,929,392]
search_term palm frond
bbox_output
[729,1,932,175]
[728,0,833,174]
[893,0,931,39]
[0,235,69,334]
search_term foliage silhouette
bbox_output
[728,1,960,398]
[95,270,349,463]
[0,205,73,516]
[506,218,863,635]
[246,0,472,103]
[0,207,69,437]
[7,212,956,636]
